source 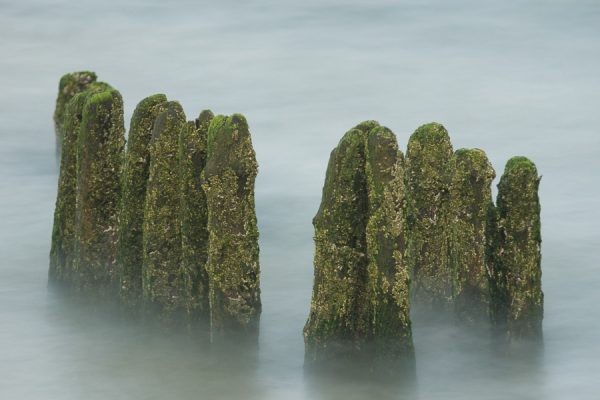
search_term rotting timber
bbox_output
[49,73,262,341]
[118,94,168,313]
[489,157,543,343]
[202,114,261,342]
[179,110,213,326]
[49,71,544,351]
[142,101,187,323]
[304,121,414,371]
[449,148,496,325]
[404,123,454,313]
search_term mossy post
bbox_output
[364,126,414,366]
[179,110,213,326]
[72,88,125,298]
[53,71,97,158]
[304,123,372,363]
[304,121,414,369]
[203,114,261,341]
[448,149,496,324]
[491,156,543,342]
[404,122,454,312]
[117,94,168,312]
[49,82,110,289]
[142,101,187,323]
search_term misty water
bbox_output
[1,1,599,399]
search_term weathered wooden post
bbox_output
[49,81,111,289]
[179,110,213,325]
[490,156,543,342]
[203,114,261,341]
[304,123,371,362]
[118,94,168,311]
[72,88,125,298]
[404,122,453,312]
[142,101,187,323]
[304,121,413,370]
[448,148,496,324]
[365,125,414,363]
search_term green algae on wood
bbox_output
[304,126,370,362]
[404,122,454,311]
[117,94,168,311]
[142,101,187,323]
[304,121,414,366]
[53,71,98,157]
[49,96,85,288]
[448,148,496,324]
[203,114,261,340]
[364,126,414,363]
[179,110,213,325]
[490,156,543,341]
[72,88,125,297]
[49,82,111,289]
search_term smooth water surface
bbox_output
[1,1,599,398]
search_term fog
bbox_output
[1,0,599,398]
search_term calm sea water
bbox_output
[1,1,599,399]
